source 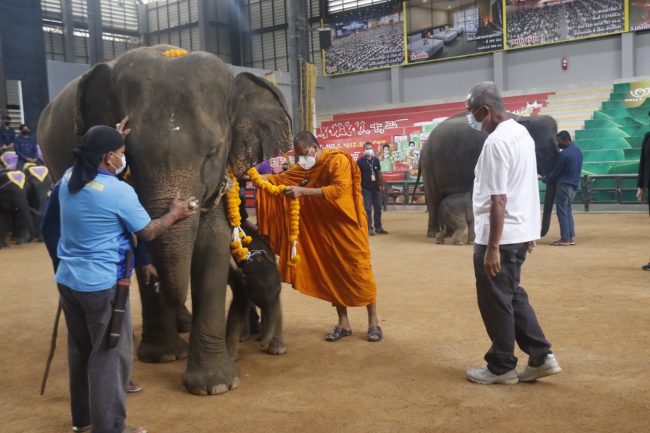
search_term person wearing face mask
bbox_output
[14,124,42,169]
[356,141,387,235]
[255,131,383,343]
[465,82,560,385]
[0,115,15,149]
[540,130,583,246]
[55,120,196,433]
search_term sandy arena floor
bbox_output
[1,212,649,433]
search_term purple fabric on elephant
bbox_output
[255,160,273,175]
[1,151,18,170]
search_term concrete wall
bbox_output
[0,0,49,132]
[317,33,645,116]
[46,61,90,101]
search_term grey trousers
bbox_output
[58,284,132,433]
[473,243,552,375]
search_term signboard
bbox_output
[630,1,650,31]
[406,0,504,64]
[505,0,625,49]
[314,93,552,182]
[323,3,405,76]
[622,80,650,108]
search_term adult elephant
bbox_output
[419,113,559,238]
[37,45,292,395]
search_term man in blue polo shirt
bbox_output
[0,115,15,149]
[56,123,195,433]
[542,130,583,246]
[357,142,388,235]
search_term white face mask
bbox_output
[364,149,374,157]
[110,152,127,175]
[297,155,316,170]
[467,112,483,131]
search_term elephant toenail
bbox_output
[230,377,241,390]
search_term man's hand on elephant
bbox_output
[528,240,536,254]
[484,247,501,279]
[169,192,198,221]
[116,116,132,140]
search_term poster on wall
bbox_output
[629,1,650,31]
[323,3,405,76]
[505,0,625,49]
[406,0,504,64]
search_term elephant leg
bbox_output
[0,211,8,248]
[468,218,475,244]
[183,208,240,396]
[451,228,466,245]
[176,304,192,334]
[135,268,188,363]
[225,284,250,361]
[259,299,286,356]
[435,230,445,244]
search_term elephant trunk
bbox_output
[541,182,557,237]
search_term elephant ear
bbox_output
[75,63,121,136]
[229,72,292,177]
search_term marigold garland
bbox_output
[163,49,188,58]
[246,167,301,266]
[227,174,252,262]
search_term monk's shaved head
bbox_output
[294,131,320,156]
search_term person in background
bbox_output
[281,162,289,172]
[256,132,383,343]
[0,115,15,149]
[357,142,388,235]
[465,81,560,385]
[54,121,195,433]
[637,111,650,271]
[14,124,42,168]
[541,130,583,246]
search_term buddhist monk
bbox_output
[256,131,382,342]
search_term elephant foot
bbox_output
[137,334,188,363]
[427,230,438,238]
[176,305,192,334]
[183,357,241,396]
[262,338,287,355]
[452,241,464,246]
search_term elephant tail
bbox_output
[411,165,422,203]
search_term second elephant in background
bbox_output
[437,191,474,245]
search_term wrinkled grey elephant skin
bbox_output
[37,45,293,395]
[437,191,474,245]
[419,113,559,240]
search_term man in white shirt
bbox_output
[465,82,561,385]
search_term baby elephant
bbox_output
[437,192,475,245]
[226,228,286,360]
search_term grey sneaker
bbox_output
[466,366,519,384]
[518,354,562,382]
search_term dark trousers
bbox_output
[58,284,132,433]
[555,182,577,242]
[361,188,383,230]
[473,243,552,375]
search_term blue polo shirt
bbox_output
[356,156,382,191]
[56,168,151,292]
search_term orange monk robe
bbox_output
[256,150,377,307]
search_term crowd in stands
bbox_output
[507,4,561,45]
[325,24,404,74]
[566,0,624,38]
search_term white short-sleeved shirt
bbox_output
[472,119,540,245]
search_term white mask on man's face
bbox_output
[467,112,483,131]
[364,149,374,157]
[297,155,316,170]
[110,152,127,175]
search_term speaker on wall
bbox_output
[319,28,332,50]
